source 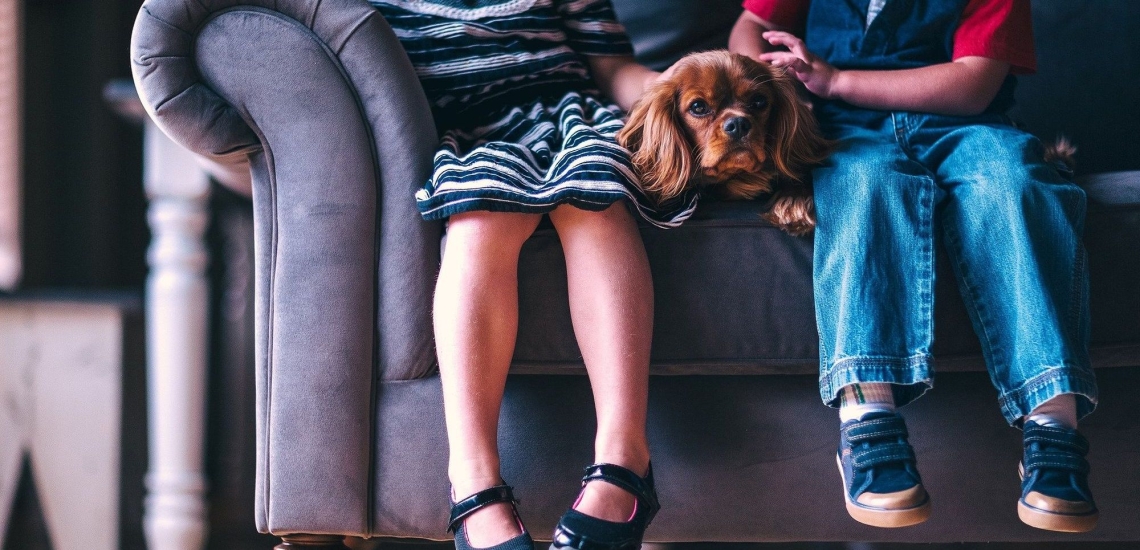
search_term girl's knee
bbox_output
[446,210,541,249]
[550,202,635,229]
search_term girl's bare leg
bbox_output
[548,203,654,522]
[436,210,541,547]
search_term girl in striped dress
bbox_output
[367,1,678,550]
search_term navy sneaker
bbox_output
[1018,421,1098,532]
[837,411,931,527]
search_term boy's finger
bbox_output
[763,31,793,45]
[787,57,811,74]
[760,52,797,65]
[764,32,809,59]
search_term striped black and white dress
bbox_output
[370,0,698,227]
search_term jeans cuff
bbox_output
[819,354,934,409]
[998,366,1099,426]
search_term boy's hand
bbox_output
[758,31,840,99]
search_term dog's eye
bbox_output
[750,96,769,110]
[687,99,710,117]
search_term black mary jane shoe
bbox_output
[449,484,535,550]
[550,463,660,550]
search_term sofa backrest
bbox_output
[1008,2,1140,175]
[611,0,742,69]
[613,0,1140,176]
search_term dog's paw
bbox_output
[763,191,816,236]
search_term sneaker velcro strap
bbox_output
[851,442,916,470]
[1024,424,1090,455]
[1024,451,1091,474]
[843,416,909,443]
[448,484,518,533]
[582,463,660,514]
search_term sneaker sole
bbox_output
[1017,462,1098,533]
[1017,500,1098,533]
[836,454,931,528]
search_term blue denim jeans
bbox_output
[812,107,1098,425]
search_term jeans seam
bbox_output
[891,112,937,353]
[1068,240,1090,359]
[918,175,935,350]
[825,351,930,383]
[820,353,935,405]
[997,366,1099,423]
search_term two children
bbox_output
[376,0,1098,545]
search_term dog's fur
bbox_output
[1044,136,1077,171]
[618,50,830,235]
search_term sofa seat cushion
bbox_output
[515,199,819,375]
[506,171,1140,376]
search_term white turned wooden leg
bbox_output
[0,0,23,290]
[142,123,211,550]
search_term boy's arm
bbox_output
[588,56,660,112]
[758,31,1010,117]
[728,10,785,60]
[826,58,1011,116]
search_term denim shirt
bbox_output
[804,0,1019,116]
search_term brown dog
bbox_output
[618,50,830,235]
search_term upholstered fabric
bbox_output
[1007,2,1140,176]
[611,0,743,70]
[133,0,442,534]
[373,368,1140,542]
[508,173,1140,376]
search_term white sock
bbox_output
[1026,394,1078,429]
[838,383,896,423]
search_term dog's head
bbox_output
[618,50,829,204]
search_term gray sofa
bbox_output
[130,0,1140,546]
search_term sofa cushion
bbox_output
[508,171,1140,376]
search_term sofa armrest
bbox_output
[131,0,441,537]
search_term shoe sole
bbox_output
[836,454,931,528]
[1017,463,1098,533]
[1017,500,1098,533]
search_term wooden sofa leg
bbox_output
[275,534,351,549]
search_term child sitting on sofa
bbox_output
[366,1,687,550]
[729,0,1099,532]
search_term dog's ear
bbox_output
[617,81,694,203]
[768,71,830,184]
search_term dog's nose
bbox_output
[723,117,752,140]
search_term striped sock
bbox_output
[838,383,896,423]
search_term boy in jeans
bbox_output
[730,0,1098,532]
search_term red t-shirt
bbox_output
[741,0,1037,74]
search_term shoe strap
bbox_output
[448,484,519,534]
[581,463,660,515]
[1024,423,1089,455]
[843,415,909,443]
[850,441,916,471]
[1024,450,1091,475]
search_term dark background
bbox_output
[20,0,147,290]
[6,0,276,548]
